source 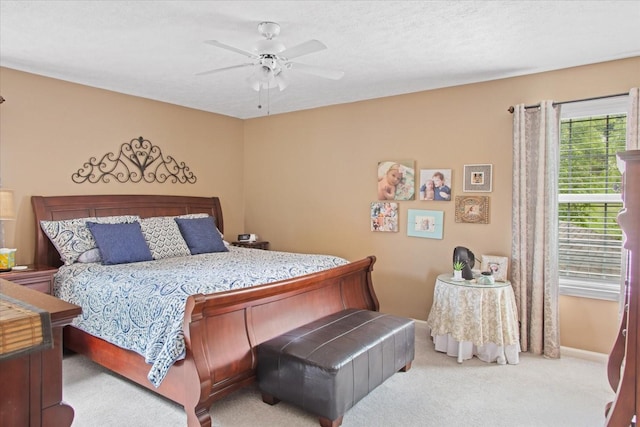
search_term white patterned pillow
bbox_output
[40,215,140,265]
[139,216,191,260]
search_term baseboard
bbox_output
[561,346,608,363]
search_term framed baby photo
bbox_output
[377,160,415,201]
[419,168,452,201]
[370,202,399,232]
[481,255,509,282]
[463,164,493,192]
[454,196,489,224]
[407,209,444,239]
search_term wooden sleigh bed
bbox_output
[31,194,379,427]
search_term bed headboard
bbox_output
[31,194,224,267]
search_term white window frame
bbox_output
[558,95,628,301]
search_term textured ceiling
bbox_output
[1,1,639,119]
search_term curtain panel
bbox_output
[511,101,561,358]
[627,87,639,150]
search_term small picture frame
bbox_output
[419,169,452,201]
[481,255,509,282]
[407,209,444,239]
[463,164,493,192]
[454,196,489,224]
[370,202,399,232]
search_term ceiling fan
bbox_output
[197,21,344,91]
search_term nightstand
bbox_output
[232,241,270,250]
[0,265,58,295]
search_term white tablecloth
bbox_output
[426,274,521,364]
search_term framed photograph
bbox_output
[370,202,399,232]
[407,209,444,239]
[481,255,509,282]
[454,196,489,224]
[419,169,452,201]
[377,160,415,201]
[463,164,493,192]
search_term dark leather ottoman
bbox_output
[257,309,415,427]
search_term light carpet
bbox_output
[62,321,615,426]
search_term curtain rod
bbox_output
[507,92,628,114]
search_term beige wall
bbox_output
[243,57,639,354]
[2,57,638,353]
[0,68,246,264]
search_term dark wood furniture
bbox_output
[231,240,270,250]
[0,279,81,427]
[0,265,58,294]
[606,149,640,426]
[31,194,379,427]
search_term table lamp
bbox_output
[0,189,16,271]
[0,188,16,254]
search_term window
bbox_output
[558,96,627,300]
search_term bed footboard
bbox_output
[182,256,378,427]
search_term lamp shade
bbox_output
[0,189,16,220]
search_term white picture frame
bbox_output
[481,255,509,282]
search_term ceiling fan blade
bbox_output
[204,40,259,59]
[279,39,327,60]
[288,62,345,80]
[196,63,254,76]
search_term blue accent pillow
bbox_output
[174,216,228,255]
[86,222,153,265]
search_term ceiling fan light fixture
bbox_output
[274,73,288,91]
[248,69,282,92]
[247,75,261,91]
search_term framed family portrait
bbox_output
[419,168,452,201]
[370,202,399,232]
[454,196,489,224]
[481,255,509,282]
[407,209,444,239]
[463,164,493,192]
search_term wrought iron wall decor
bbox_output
[72,136,197,184]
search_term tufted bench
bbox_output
[257,309,415,427]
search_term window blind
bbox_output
[558,114,626,285]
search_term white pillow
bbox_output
[40,215,140,265]
[77,248,102,263]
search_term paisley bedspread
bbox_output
[54,246,348,386]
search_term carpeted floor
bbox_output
[62,321,615,426]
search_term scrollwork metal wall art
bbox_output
[72,136,197,184]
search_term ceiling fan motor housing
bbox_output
[254,39,285,54]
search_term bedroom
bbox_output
[0,1,639,425]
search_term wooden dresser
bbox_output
[606,149,640,426]
[0,279,81,427]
